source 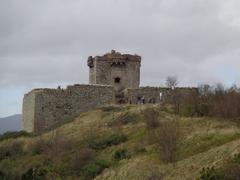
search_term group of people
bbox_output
[136,92,163,104]
[137,96,156,104]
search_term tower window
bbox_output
[114,77,121,83]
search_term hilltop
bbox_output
[1,105,240,179]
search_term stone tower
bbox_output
[88,50,141,103]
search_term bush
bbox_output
[0,170,15,180]
[89,133,127,150]
[46,130,73,156]
[145,115,182,163]
[221,162,240,179]
[233,153,240,164]
[198,158,240,180]
[198,166,222,180]
[101,106,123,112]
[28,130,73,156]
[179,84,240,119]
[142,108,160,130]
[0,131,32,142]
[113,149,130,161]
[29,138,48,155]
[72,148,95,171]
[0,170,4,179]
[81,160,109,179]
[109,112,139,127]
[0,141,23,161]
[145,166,164,180]
[21,166,48,180]
[156,120,182,163]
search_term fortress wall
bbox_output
[127,87,198,104]
[127,87,171,104]
[22,92,36,132]
[125,61,141,88]
[89,65,96,84]
[95,59,110,85]
[109,60,141,90]
[23,84,114,133]
[89,54,141,90]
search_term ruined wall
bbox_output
[22,92,36,132]
[89,63,96,84]
[95,59,111,85]
[109,60,141,91]
[22,84,114,133]
[127,87,197,104]
[127,87,171,104]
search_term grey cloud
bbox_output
[1,0,240,88]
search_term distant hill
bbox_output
[0,114,22,134]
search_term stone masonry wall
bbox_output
[22,92,36,133]
[127,87,171,104]
[95,59,111,85]
[22,84,114,133]
[90,58,141,90]
[127,87,197,104]
[88,51,141,91]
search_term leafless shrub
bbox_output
[171,89,182,114]
[28,129,73,159]
[166,76,178,89]
[47,130,73,156]
[142,107,182,163]
[180,83,240,119]
[142,108,160,130]
[145,170,164,180]
[221,162,240,179]
[210,87,240,119]
[144,164,164,180]
[72,148,94,171]
[0,141,23,160]
[155,120,182,163]
[28,137,47,155]
[82,122,102,144]
[109,112,138,128]
[165,76,183,114]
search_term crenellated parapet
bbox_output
[87,50,141,68]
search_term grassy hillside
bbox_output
[0,105,240,179]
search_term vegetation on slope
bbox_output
[0,105,240,180]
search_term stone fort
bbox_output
[22,50,194,133]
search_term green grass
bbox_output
[1,105,240,179]
[180,132,240,159]
[88,132,128,150]
[0,131,33,142]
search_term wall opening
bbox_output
[114,77,121,83]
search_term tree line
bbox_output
[166,76,240,119]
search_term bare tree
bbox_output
[198,84,212,96]
[215,83,225,95]
[166,76,178,89]
[166,76,181,114]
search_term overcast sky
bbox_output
[1,0,240,117]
